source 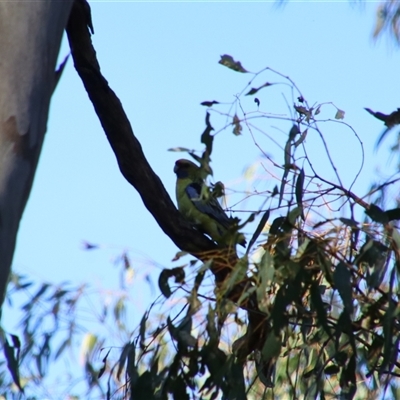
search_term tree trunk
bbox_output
[0,2,73,313]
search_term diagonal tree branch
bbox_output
[65,0,269,371]
[66,0,215,257]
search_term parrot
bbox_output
[174,159,246,247]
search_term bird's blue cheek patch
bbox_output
[176,169,189,179]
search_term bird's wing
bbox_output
[185,182,233,229]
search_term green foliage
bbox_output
[1,254,144,399]
[3,56,400,400]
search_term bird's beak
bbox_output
[173,163,179,174]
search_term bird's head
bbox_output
[174,159,201,180]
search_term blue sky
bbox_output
[3,1,400,396]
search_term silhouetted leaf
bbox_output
[380,269,396,374]
[254,97,260,107]
[117,342,134,381]
[376,127,391,148]
[391,226,400,250]
[294,105,311,118]
[219,54,248,73]
[126,341,138,385]
[339,354,356,399]
[336,311,353,342]
[200,346,227,393]
[294,129,307,147]
[219,256,248,296]
[122,252,130,270]
[357,239,388,266]
[168,316,197,349]
[284,138,291,167]
[211,181,225,198]
[171,267,185,283]
[339,217,358,228]
[391,384,400,400]
[54,337,71,360]
[192,268,207,298]
[295,168,305,220]
[172,376,189,400]
[365,107,400,128]
[366,335,384,371]
[310,282,331,337]
[256,250,274,310]
[301,315,312,339]
[261,332,281,366]
[188,151,203,165]
[10,334,20,350]
[98,348,111,379]
[372,4,386,39]
[289,124,300,141]
[335,351,348,367]
[386,207,400,221]
[158,270,172,298]
[271,286,290,333]
[365,204,388,223]
[333,262,353,314]
[255,350,275,388]
[335,109,345,120]
[247,209,270,253]
[32,283,51,302]
[365,107,400,147]
[201,112,214,156]
[245,82,273,95]
[293,238,310,262]
[288,206,302,225]
[356,239,388,288]
[226,356,247,399]
[4,338,23,392]
[82,241,99,250]
[279,140,291,206]
[172,251,188,261]
[178,311,194,335]
[232,114,242,136]
[206,305,218,344]
[198,259,213,274]
[168,146,191,152]
[158,267,185,298]
[113,297,126,322]
[51,288,69,300]
[201,100,220,107]
[132,371,154,399]
[139,311,149,350]
[324,364,339,376]
[302,365,315,379]
[16,282,33,290]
